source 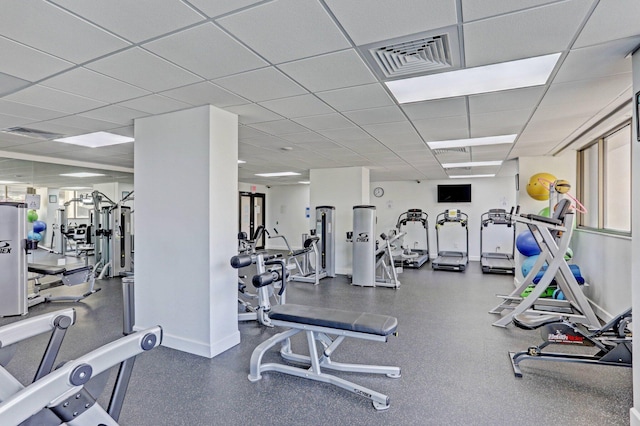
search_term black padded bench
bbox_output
[27,263,100,304]
[248,303,401,410]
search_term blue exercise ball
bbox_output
[33,220,47,233]
[27,230,42,241]
[516,230,541,256]
[521,255,539,276]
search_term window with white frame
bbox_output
[577,123,631,234]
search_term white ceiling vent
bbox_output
[360,27,461,80]
[433,147,468,155]
[2,127,65,141]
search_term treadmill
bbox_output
[394,209,430,268]
[480,208,516,274]
[432,209,469,272]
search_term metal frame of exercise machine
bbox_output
[509,308,632,377]
[231,252,287,327]
[93,190,133,279]
[247,266,401,411]
[268,229,328,285]
[432,209,469,272]
[394,209,430,269]
[489,199,600,329]
[480,208,516,274]
[0,202,100,317]
[0,326,162,425]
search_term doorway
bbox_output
[239,192,266,250]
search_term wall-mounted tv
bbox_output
[437,184,471,203]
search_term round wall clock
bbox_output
[373,187,384,198]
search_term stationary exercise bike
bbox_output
[509,308,632,377]
[231,252,287,327]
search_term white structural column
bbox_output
[309,167,369,275]
[631,50,640,426]
[134,105,240,358]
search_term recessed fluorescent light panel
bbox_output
[427,134,517,149]
[60,172,106,178]
[255,172,301,177]
[386,53,561,103]
[449,174,496,179]
[442,161,502,169]
[238,160,246,164]
[298,181,310,184]
[0,180,19,184]
[54,131,134,148]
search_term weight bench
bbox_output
[248,303,401,410]
[28,263,100,306]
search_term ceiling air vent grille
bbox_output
[359,27,461,81]
[372,35,451,78]
[432,147,468,155]
[2,127,64,140]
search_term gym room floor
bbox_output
[1,251,632,426]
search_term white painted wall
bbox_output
[630,49,640,426]
[265,184,310,251]
[135,105,240,358]
[370,178,517,261]
[310,167,369,274]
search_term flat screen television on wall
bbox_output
[437,184,471,203]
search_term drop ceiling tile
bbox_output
[79,105,149,126]
[118,95,192,115]
[402,98,467,120]
[317,84,395,112]
[575,0,640,48]
[0,0,129,63]
[214,68,306,103]
[0,100,67,121]
[292,113,354,131]
[225,104,284,124]
[463,0,591,67]
[239,126,269,140]
[343,106,407,126]
[0,73,31,97]
[279,132,334,144]
[4,85,106,114]
[341,138,393,153]
[540,74,632,108]
[317,127,370,142]
[363,121,421,141]
[278,49,378,92]
[248,120,308,135]
[1,140,72,155]
[468,87,545,114]
[109,126,134,138]
[461,0,564,21]
[21,121,87,137]
[259,94,334,118]
[324,0,458,45]
[51,0,204,43]
[144,23,267,80]
[188,0,263,17]
[469,108,533,135]
[413,116,470,141]
[86,47,202,92]
[161,82,249,108]
[0,113,37,129]
[0,36,73,82]
[41,68,150,103]
[554,37,640,84]
[41,116,121,134]
[217,0,350,64]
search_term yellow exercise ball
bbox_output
[526,172,556,201]
[554,179,571,194]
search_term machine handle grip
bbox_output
[230,255,252,269]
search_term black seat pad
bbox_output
[28,263,66,275]
[269,304,397,336]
